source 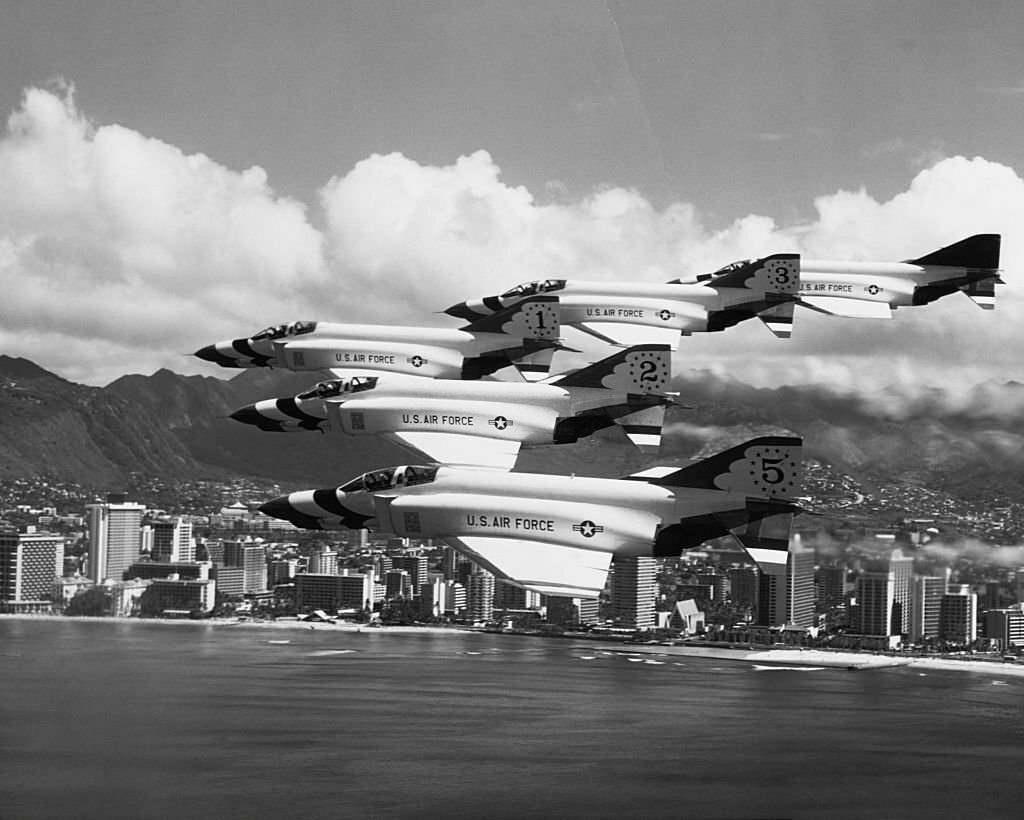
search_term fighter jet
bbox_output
[259,436,803,598]
[194,295,564,382]
[229,345,677,470]
[443,253,800,350]
[683,234,1002,319]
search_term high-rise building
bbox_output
[296,572,372,611]
[546,596,601,628]
[494,581,543,610]
[787,548,816,628]
[391,554,429,595]
[87,494,145,583]
[466,569,495,622]
[384,569,412,600]
[610,556,657,630]
[308,548,338,576]
[984,605,1024,650]
[889,549,914,636]
[940,585,978,645]
[728,567,758,608]
[445,580,467,616]
[815,566,845,613]
[910,573,948,641]
[151,518,194,563]
[0,529,64,613]
[269,558,299,585]
[856,563,896,637]
[241,545,267,593]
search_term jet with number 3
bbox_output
[680,234,1002,320]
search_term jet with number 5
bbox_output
[195,296,564,382]
[444,253,801,349]
[259,436,803,598]
[229,345,677,470]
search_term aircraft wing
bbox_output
[382,431,521,471]
[444,536,612,598]
[573,322,682,351]
[326,367,435,383]
[799,296,893,319]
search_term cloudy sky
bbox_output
[1,1,1022,395]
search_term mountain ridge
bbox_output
[1,356,1022,503]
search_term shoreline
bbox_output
[4,614,1023,678]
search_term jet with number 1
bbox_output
[229,345,677,470]
[194,296,564,382]
[444,253,801,349]
[259,436,803,598]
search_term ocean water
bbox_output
[2,619,1024,820]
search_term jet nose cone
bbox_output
[259,496,297,522]
[194,344,221,363]
[194,342,248,368]
[444,301,485,322]
[229,405,263,426]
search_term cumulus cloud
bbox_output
[0,86,328,384]
[1,85,1021,395]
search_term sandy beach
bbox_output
[5,614,1022,677]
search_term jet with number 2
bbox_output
[259,436,803,598]
[194,296,564,382]
[229,345,677,470]
[444,254,801,350]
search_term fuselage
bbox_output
[261,465,762,558]
[234,376,665,445]
[195,321,556,379]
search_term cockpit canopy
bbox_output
[297,376,378,400]
[251,320,318,341]
[500,279,566,299]
[338,465,439,494]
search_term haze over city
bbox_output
[0,1,1021,394]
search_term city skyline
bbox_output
[0,2,1021,394]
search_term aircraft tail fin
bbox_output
[703,254,800,334]
[552,344,672,393]
[640,436,802,577]
[908,233,1001,270]
[704,253,800,294]
[641,436,802,498]
[460,295,561,341]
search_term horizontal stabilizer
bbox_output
[614,405,666,454]
[909,233,1001,270]
[962,277,999,310]
[730,508,795,578]
[799,296,892,319]
[445,536,612,598]
[512,347,557,382]
[757,301,795,338]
